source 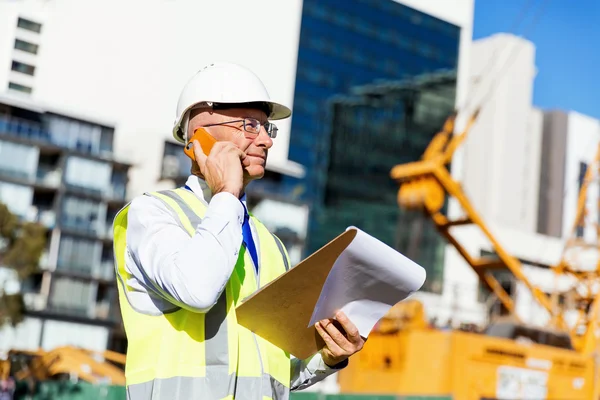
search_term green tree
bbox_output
[0,203,46,327]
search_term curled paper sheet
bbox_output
[308,226,427,337]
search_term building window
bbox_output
[46,114,105,154]
[14,38,39,54]
[17,17,42,33]
[8,81,32,94]
[48,277,93,316]
[11,60,36,76]
[0,181,34,218]
[61,196,106,235]
[57,235,101,275]
[161,141,190,180]
[65,157,111,194]
[0,139,39,180]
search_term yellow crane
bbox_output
[1,346,125,386]
[338,111,600,399]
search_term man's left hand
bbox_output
[315,311,365,367]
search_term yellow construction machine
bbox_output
[338,111,600,399]
[1,346,125,386]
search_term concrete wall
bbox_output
[537,110,568,237]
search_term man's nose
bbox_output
[254,127,273,148]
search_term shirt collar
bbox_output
[184,175,247,208]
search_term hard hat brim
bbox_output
[172,100,292,144]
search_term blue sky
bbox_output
[473,0,600,119]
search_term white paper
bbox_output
[308,226,427,337]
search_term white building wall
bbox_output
[426,33,553,326]
[460,33,540,233]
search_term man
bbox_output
[113,62,365,399]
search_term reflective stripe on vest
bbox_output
[113,188,292,399]
[126,373,288,400]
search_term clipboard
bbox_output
[236,228,358,360]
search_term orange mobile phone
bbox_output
[184,128,217,161]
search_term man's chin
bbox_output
[244,165,265,181]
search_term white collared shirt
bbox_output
[124,175,341,390]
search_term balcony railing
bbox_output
[64,182,127,203]
[0,164,62,190]
[46,303,90,318]
[36,165,62,188]
[55,260,114,281]
[0,114,52,144]
[46,300,115,321]
[0,166,33,181]
[0,115,123,162]
[60,216,104,236]
[55,261,96,277]
[64,183,104,198]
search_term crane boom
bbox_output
[391,109,600,355]
[391,112,562,328]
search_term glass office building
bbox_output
[286,0,461,292]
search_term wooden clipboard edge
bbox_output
[236,227,358,307]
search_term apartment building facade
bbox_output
[0,93,129,352]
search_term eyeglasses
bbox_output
[203,117,278,138]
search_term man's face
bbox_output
[188,107,274,184]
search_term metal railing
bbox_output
[0,165,32,181]
[0,114,124,162]
[60,216,104,236]
[64,182,127,202]
[55,260,114,282]
[0,114,52,145]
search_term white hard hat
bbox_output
[172,62,292,143]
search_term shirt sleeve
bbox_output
[290,352,348,391]
[125,191,245,313]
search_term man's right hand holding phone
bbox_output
[192,140,247,199]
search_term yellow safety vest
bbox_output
[113,188,292,399]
